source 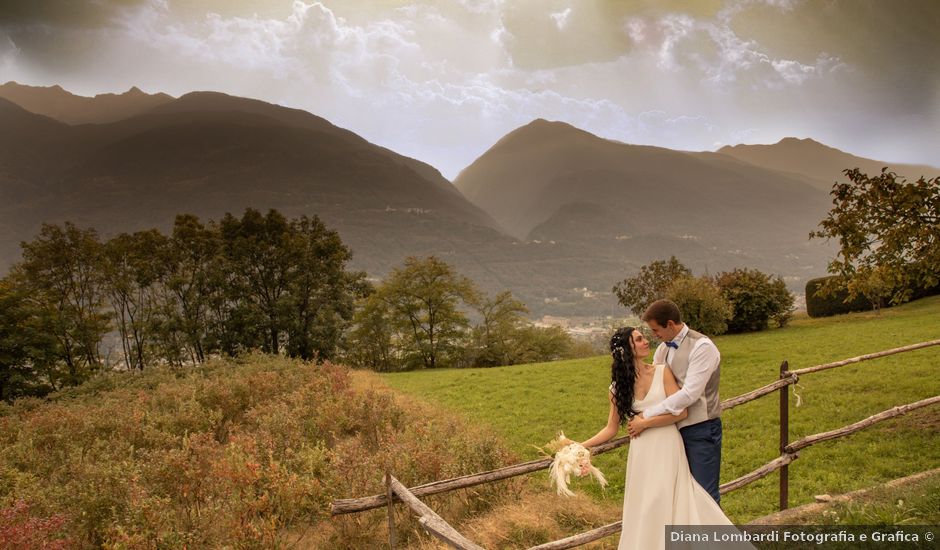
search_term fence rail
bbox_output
[785,395,940,453]
[332,435,632,515]
[388,474,485,550]
[331,338,940,549]
[720,373,798,411]
[787,339,940,377]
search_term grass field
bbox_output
[379,295,940,523]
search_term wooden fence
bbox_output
[331,339,940,549]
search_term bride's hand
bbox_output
[628,417,646,439]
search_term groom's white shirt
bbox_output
[642,324,720,418]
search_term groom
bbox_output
[639,299,723,504]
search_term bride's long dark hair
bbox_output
[610,327,639,425]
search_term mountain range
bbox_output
[2,81,936,317]
[0,81,175,125]
[715,138,939,191]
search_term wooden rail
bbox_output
[527,521,623,550]
[332,436,631,515]
[785,395,940,453]
[788,339,940,376]
[720,453,799,495]
[720,373,798,411]
[388,475,485,550]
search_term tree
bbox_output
[665,276,732,337]
[850,265,892,314]
[14,223,110,385]
[469,290,530,367]
[466,291,585,366]
[768,277,796,328]
[100,230,169,370]
[713,268,795,332]
[510,325,576,365]
[379,257,478,369]
[219,209,297,354]
[811,168,940,305]
[346,289,399,372]
[613,257,692,314]
[158,214,221,365]
[282,215,366,361]
[0,278,58,400]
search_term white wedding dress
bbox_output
[616,364,751,550]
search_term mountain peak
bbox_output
[716,137,940,189]
[774,137,837,150]
[0,82,175,125]
[487,118,604,155]
[516,118,587,135]
[2,81,67,94]
[719,136,838,155]
[777,136,818,145]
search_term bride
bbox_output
[577,327,748,550]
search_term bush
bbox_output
[713,268,795,332]
[664,276,733,336]
[0,500,73,549]
[805,276,877,318]
[0,354,516,548]
[909,281,940,301]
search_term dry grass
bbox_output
[290,368,528,548]
[402,486,621,550]
[0,356,521,548]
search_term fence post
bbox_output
[779,360,789,511]
[386,471,397,549]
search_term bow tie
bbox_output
[665,341,679,349]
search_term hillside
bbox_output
[6,86,644,318]
[715,137,940,191]
[0,355,516,548]
[0,91,527,303]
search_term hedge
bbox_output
[805,276,876,318]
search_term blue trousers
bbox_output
[679,417,722,505]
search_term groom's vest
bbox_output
[668,329,721,429]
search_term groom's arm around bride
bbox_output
[641,299,723,504]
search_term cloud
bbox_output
[2,0,935,177]
[84,0,874,175]
[634,8,847,89]
[0,35,19,72]
[549,8,572,30]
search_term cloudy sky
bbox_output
[2,0,938,179]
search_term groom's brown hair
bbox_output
[642,299,682,326]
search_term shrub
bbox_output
[0,354,516,548]
[805,276,876,318]
[613,256,691,315]
[713,268,795,332]
[665,276,733,336]
[0,500,73,549]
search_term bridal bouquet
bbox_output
[536,432,608,497]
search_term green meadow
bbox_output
[379,296,940,523]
